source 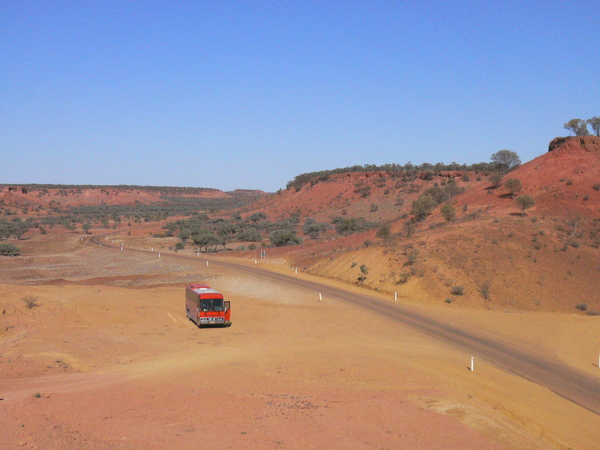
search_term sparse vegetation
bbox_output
[0,218,31,240]
[564,118,590,136]
[0,243,20,256]
[504,178,522,198]
[515,195,535,216]
[357,265,369,284]
[587,117,600,136]
[411,195,437,221]
[375,223,391,240]
[404,247,419,266]
[576,302,588,312]
[3,132,599,318]
[440,204,456,222]
[269,229,302,247]
[303,218,329,239]
[491,150,521,174]
[488,172,503,188]
[451,286,465,296]
[332,216,377,235]
[480,283,491,300]
[285,161,498,191]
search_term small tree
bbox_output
[250,212,267,223]
[375,223,391,240]
[269,229,302,247]
[411,195,437,221]
[504,178,522,198]
[491,150,521,174]
[403,220,416,236]
[82,223,92,234]
[587,117,600,136]
[358,264,369,284]
[192,229,221,253]
[564,119,589,136]
[440,204,456,222]
[488,172,503,188]
[178,227,191,242]
[515,195,535,216]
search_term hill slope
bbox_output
[0,185,267,208]
[236,137,600,313]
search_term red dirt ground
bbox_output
[1,232,599,449]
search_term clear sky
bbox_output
[2,1,599,192]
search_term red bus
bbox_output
[185,284,231,327]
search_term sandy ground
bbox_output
[1,233,600,449]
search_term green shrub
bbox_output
[451,286,465,296]
[0,243,20,256]
[376,224,391,240]
[269,229,302,247]
[440,204,456,222]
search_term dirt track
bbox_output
[1,233,600,448]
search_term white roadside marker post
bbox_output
[394,292,397,301]
[319,293,322,302]
[470,357,474,371]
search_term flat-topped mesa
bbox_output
[548,136,600,153]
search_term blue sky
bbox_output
[2,1,599,192]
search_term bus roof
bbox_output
[187,284,223,296]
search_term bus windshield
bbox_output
[201,298,224,312]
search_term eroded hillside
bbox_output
[2,138,599,313]
[232,137,600,313]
